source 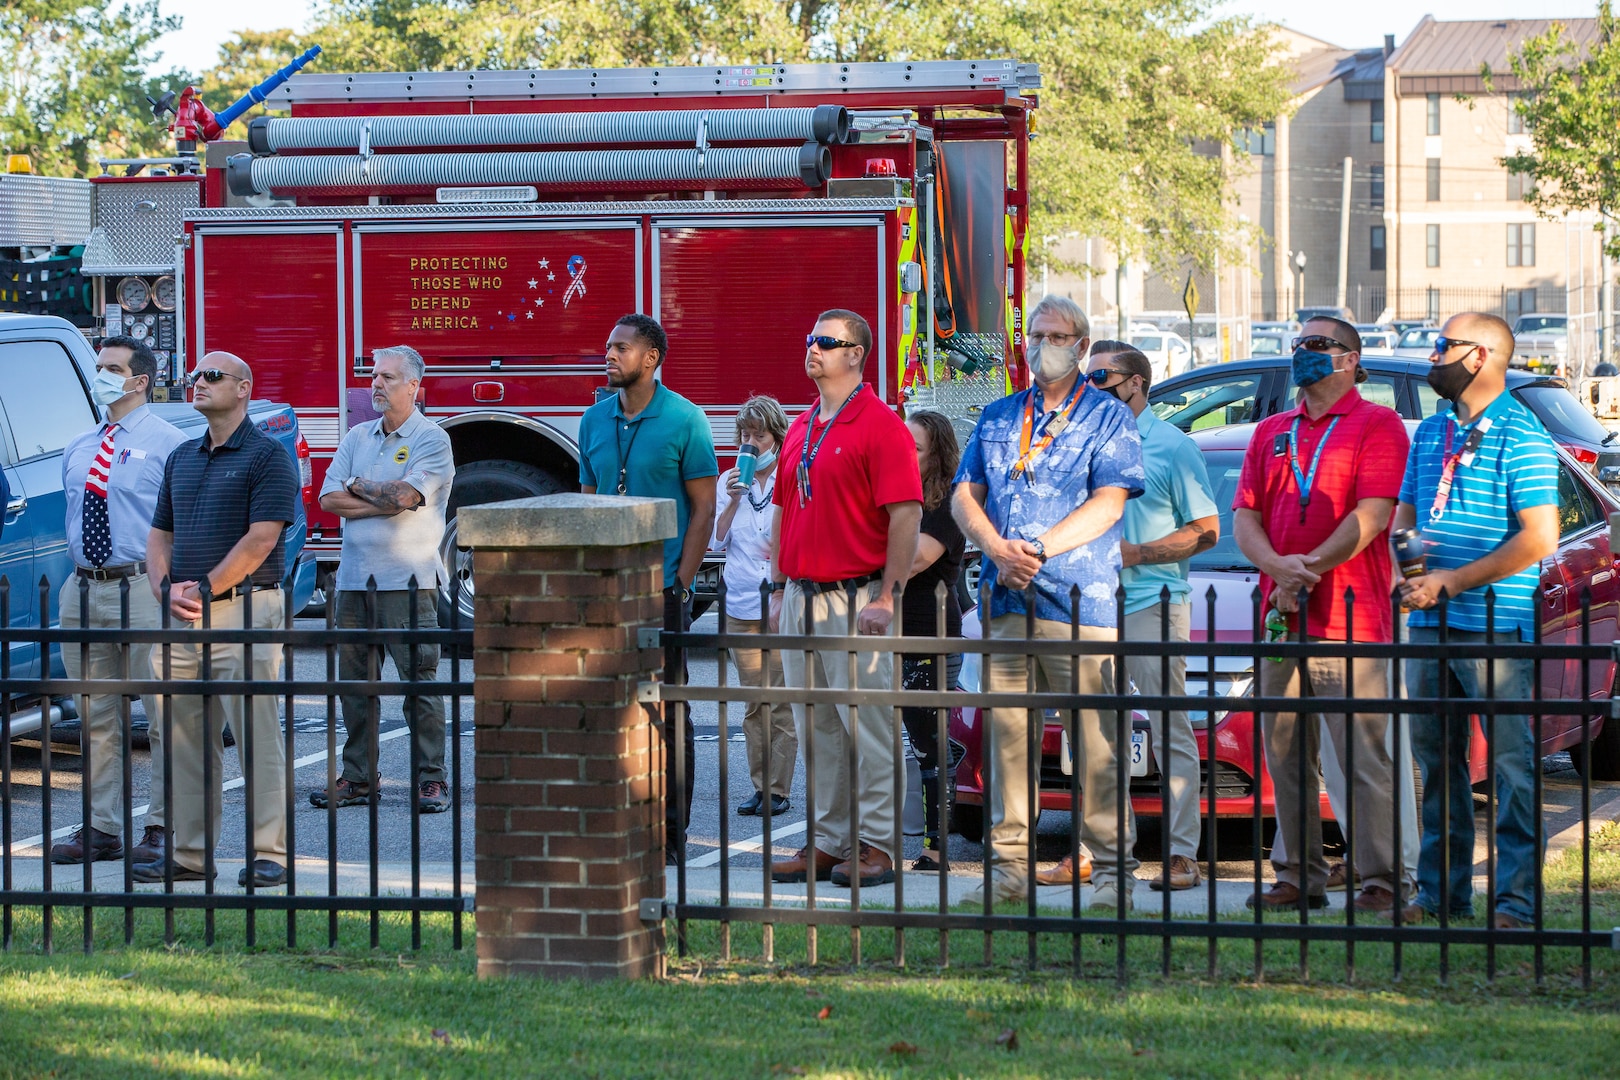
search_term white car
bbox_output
[1392,326,1443,358]
[1360,330,1398,355]
[1130,331,1193,383]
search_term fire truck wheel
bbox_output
[438,458,570,647]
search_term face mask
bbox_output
[754,449,777,474]
[92,369,135,407]
[1030,340,1080,383]
[1291,348,1337,388]
[1426,355,1479,402]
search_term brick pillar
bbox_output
[458,493,675,981]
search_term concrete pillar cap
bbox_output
[457,493,676,549]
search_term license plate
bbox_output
[1060,728,1149,777]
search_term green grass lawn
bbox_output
[0,826,1615,1079]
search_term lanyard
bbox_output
[1430,415,1492,522]
[1009,380,1085,483]
[614,416,645,495]
[1287,413,1342,524]
[797,385,862,507]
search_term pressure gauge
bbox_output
[152,275,177,312]
[116,276,151,313]
[130,321,149,341]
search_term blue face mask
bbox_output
[1292,348,1337,387]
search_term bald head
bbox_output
[202,351,253,382]
[1442,313,1514,373]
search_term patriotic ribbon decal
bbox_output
[563,254,588,307]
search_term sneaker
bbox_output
[309,777,373,809]
[417,780,451,814]
[1088,883,1135,912]
[959,874,1026,908]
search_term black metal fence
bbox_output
[662,579,1620,986]
[0,573,473,953]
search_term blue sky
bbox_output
[151,1,1594,76]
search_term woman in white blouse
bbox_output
[713,396,797,817]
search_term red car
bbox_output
[949,422,1620,840]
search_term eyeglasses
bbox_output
[806,334,861,351]
[1085,368,1128,386]
[1291,335,1355,354]
[185,369,246,387]
[1028,331,1079,347]
[1433,336,1483,354]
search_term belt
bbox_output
[76,562,146,581]
[213,582,282,602]
[792,571,882,596]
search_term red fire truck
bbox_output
[88,58,1039,613]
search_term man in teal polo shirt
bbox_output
[579,313,718,865]
[1044,341,1218,892]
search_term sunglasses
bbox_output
[1085,368,1130,386]
[185,368,246,387]
[1433,336,1483,354]
[1291,335,1355,354]
[806,334,861,351]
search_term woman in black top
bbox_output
[902,410,965,872]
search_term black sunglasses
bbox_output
[1085,368,1130,386]
[806,334,861,350]
[1433,336,1483,354]
[1291,335,1355,354]
[186,368,246,386]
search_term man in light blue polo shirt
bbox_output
[1395,312,1559,929]
[579,313,717,865]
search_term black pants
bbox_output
[900,652,964,771]
[663,587,696,859]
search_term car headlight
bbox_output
[1182,671,1253,728]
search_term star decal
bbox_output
[507,312,517,322]
[526,310,534,319]
[537,298,544,307]
[547,271,555,281]
[538,258,550,269]
[528,278,539,289]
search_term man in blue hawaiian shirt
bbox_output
[953,295,1146,909]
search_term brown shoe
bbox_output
[1325,860,1358,891]
[1244,881,1328,911]
[1035,852,1092,887]
[1493,911,1529,930]
[770,846,838,883]
[830,843,894,887]
[1351,884,1397,913]
[1389,901,1429,923]
[1149,854,1202,892]
[130,825,166,863]
[50,826,122,865]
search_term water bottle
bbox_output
[1264,606,1287,663]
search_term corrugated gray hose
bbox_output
[227,144,830,196]
[247,105,849,154]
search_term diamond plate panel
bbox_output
[82,181,198,275]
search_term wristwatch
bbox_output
[768,582,786,593]
[1030,538,1048,563]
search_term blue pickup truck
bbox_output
[0,313,317,737]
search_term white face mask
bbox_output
[92,368,136,407]
[1029,340,1080,383]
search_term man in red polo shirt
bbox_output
[1233,316,1409,914]
[767,308,922,888]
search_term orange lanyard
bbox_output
[1009,381,1085,482]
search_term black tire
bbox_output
[437,459,568,647]
[950,800,984,843]
[957,551,982,613]
[1578,716,1620,782]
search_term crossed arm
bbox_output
[320,478,424,519]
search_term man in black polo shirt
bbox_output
[137,352,299,889]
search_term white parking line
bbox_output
[688,819,807,867]
[10,726,412,853]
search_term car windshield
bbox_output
[1189,449,1253,573]
[1514,384,1612,445]
[1133,335,1163,351]
[1513,316,1568,337]
[1252,334,1287,356]
[1399,328,1441,349]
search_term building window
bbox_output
[1370,164,1384,208]
[1426,286,1441,323]
[1426,158,1441,201]
[1506,287,1537,322]
[1508,223,1536,267]
[1240,124,1275,156]
[1371,99,1385,143]
[1426,93,1441,136]
[1426,224,1441,268]
[1508,170,1531,201]
[1370,226,1386,271]
[1507,94,1525,134]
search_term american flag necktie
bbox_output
[82,423,118,568]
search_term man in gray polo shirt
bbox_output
[310,345,456,814]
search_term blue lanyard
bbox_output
[1287,414,1342,523]
[797,385,862,506]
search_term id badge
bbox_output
[1272,433,1288,457]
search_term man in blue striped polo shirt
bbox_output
[1394,312,1559,929]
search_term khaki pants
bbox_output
[726,615,797,799]
[1260,642,1397,895]
[59,574,166,836]
[153,590,288,873]
[780,580,901,861]
[986,615,1137,890]
[1124,599,1200,861]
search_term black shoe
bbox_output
[666,847,682,867]
[238,860,287,888]
[737,791,764,816]
[765,795,791,816]
[132,858,214,884]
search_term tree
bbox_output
[1492,2,1620,260]
[200,28,311,139]
[0,0,189,177]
